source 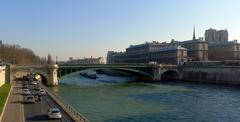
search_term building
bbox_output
[208,40,240,60]
[205,28,240,61]
[107,42,187,65]
[107,27,210,64]
[169,38,208,61]
[205,28,228,43]
[168,27,208,61]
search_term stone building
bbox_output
[168,27,208,61]
[107,28,210,64]
[169,38,208,61]
[205,28,228,43]
[205,28,240,61]
[107,42,187,65]
[208,40,240,60]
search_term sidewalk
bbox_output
[1,81,24,122]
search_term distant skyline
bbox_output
[1,0,240,60]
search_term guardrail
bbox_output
[40,83,89,122]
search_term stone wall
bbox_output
[0,66,6,87]
[182,66,240,85]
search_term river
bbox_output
[50,73,240,122]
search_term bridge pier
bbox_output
[47,64,59,86]
[152,65,162,81]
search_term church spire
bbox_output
[193,25,196,40]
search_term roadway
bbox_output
[23,82,74,122]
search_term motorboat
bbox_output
[80,71,98,79]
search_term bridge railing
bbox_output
[40,83,89,122]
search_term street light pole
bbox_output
[56,56,58,64]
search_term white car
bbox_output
[39,89,46,96]
[22,89,30,95]
[31,81,38,85]
[48,108,62,119]
[24,95,35,104]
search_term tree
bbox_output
[0,42,41,65]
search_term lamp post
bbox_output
[56,56,58,64]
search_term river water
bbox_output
[50,74,240,122]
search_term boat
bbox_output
[80,71,98,79]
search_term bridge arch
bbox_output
[59,67,153,79]
[161,69,181,81]
[12,68,49,83]
[8,64,58,86]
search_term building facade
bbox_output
[208,40,240,60]
[205,28,228,43]
[169,38,208,61]
[107,42,187,65]
[205,28,240,61]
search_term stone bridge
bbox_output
[5,64,181,86]
[6,64,58,86]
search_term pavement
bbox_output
[1,81,24,122]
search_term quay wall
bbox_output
[181,66,240,85]
[0,66,6,87]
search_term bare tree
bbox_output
[0,42,41,65]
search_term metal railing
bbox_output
[40,83,89,122]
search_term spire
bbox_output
[193,25,196,40]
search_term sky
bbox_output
[1,0,240,61]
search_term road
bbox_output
[23,82,74,122]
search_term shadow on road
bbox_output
[26,115,50,121]
[14,86,22,89]
[14,93,23,95]
[10,101,24,104]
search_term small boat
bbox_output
[80,71,98,79]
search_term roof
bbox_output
[171,39,207,45]
[127,41,162,49]
[49,108,60,111]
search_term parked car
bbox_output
[24,95,35,104]
[22,89,30,95]
[48,108,62,119]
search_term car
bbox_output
[30,81,38,85]
[35,85,41,90]
[24,95,35,104]
[22,84,28,89]
[22,89,30,95]
[48,108,62,119]
[39,89,46,96]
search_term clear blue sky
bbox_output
[1,0,240,60]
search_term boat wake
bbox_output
[60,74,136,87]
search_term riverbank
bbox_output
[0,84,11,116]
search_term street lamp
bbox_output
[56,56,58,64]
